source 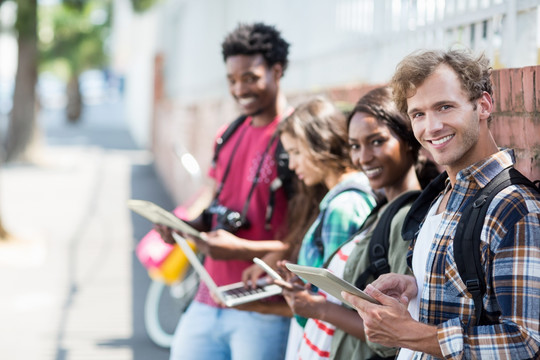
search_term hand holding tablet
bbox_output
[285,263,380,307]
[127,199,207,242]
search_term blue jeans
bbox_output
[169,301,290,360]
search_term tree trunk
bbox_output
[0,156,9,241]
[66,76,82,123]
[0,217,9,241]
[5,0,41,162]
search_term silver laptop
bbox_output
[171,232,283,307]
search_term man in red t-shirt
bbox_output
[159,23,293,360]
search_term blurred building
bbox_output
[111,0,540,203]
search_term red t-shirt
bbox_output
[195,115,289,306]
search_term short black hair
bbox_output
[221,23,290,74]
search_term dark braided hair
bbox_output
[221,23,290,75]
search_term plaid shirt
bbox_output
[407,149,540,359]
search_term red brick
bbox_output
[498,69,512,112]
[490,114,515,147]
[535,65,540,112]
[326,84,380,106]
[514,150,540,181]
[491,70,501,113]
[510,68,524,112]
[522,66,535,113]
[532,152,540,181]
[521,115,540,149]
[491,114,540,151]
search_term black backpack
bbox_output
[211,115,296,229]
[402,167,540,325]
[354,190,421,290]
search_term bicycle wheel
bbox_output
[144,264,199,348]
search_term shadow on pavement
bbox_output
[42,104,173,360]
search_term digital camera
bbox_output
[203,202,250,233]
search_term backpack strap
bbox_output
[401,171,448,242]
[354,190,421,289]
[275,139,296,199]
[313,183,381,256]
[211,115,247,168]
[453,166,539,325]
[265,139,296,230]
[366,355,396,360]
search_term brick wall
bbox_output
[152,65,540,204]
[490,66,540,180]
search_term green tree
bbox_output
[0,0,34,240]
[0,0,109,239]
[39,1,110,122]
[0,0,109,160]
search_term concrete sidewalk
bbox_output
[0,102,175,359]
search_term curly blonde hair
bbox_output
[391,48,493,118]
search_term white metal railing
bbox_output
[333,0,539,69]
[116,0,540,141]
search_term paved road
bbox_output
[0,102,174,359]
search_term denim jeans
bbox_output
[170,301,290,360]
[284,319,303,360]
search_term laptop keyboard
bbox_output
[223,286,266,298]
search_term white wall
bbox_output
[155,0,540,102]
[112,0,540,148]
[111,0,158,149]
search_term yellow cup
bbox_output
[148,241,197,285]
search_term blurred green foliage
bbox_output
[15,0,37,39]
[38,1,110,79]
[131,0,160,13]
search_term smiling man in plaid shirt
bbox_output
[342,48,540,359]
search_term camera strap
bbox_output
[240,132,279,220]
[239,107,293,220]
[214,124,279,225]
[214,125,249,200]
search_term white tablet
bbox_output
[285,263,380,307]
[127,199,206,241]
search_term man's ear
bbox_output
[477,91,493,121]
[272,63,284,80]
